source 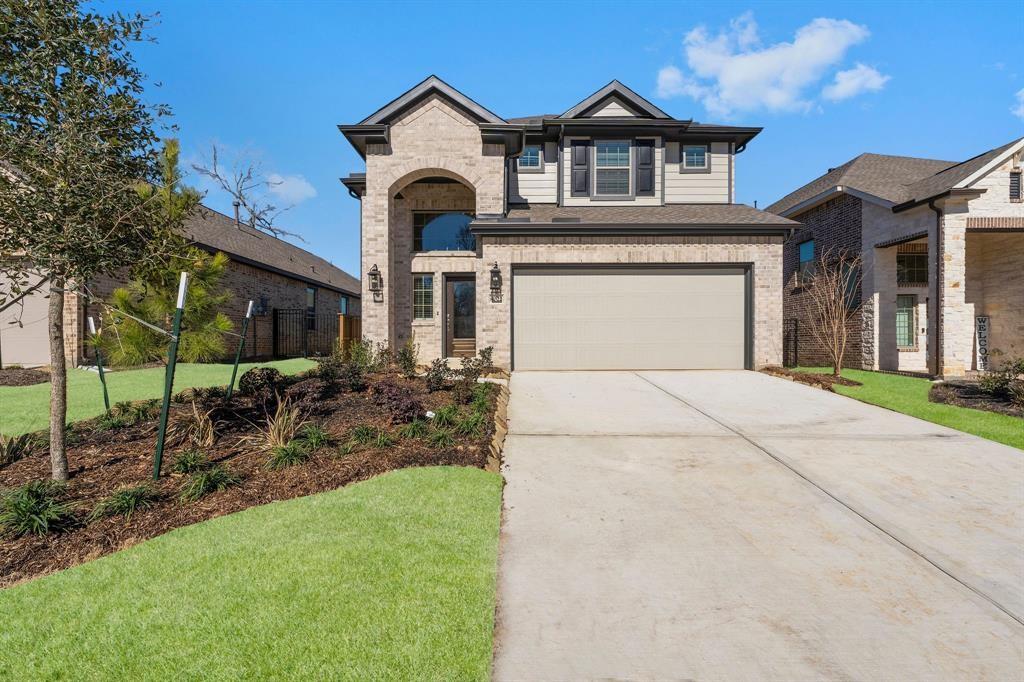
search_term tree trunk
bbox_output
[47,280,69,481]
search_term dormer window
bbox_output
[594,140,631,196]
[518,145,542,171]
[683,144,709,171]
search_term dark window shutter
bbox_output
[636,139,655,196]
[1011,171,1022,201]
[571,140,589,196]
[543,142,556,164]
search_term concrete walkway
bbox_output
[493,371,1024,681]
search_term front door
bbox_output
[445,277,476,358]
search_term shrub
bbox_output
[315,350,345,386]
[339,362,367,393]
[431,404,460,429]
[397,419,429,439]
[1009,380,1024,409]
[298,423,332,450]
[396,338,419,378]
[454,411,486,437]
[0,481,76,537]
[96,410,130,431]
[0,433,39,467]
[167,402,217,447]
[336,440,358,457]
[97,399,160,431]
[238,366,284,403]
[374,429,395,449]
[285,378,333,414]
[427,428,456,449]
[425,358,450,393]
[175,386,227,407]
[248,399,305,451]
[471,382,495,414]
[179,464,240,502]
[171,448,209,474]
[371,379,424,424]
[89,485,159,521]
[451,351,489,404]
[348,339,390,373]
[266,441,310,470]
[374,341,394,373]
[477,345,494,371]
[978,358,1024,400]
[350,425,378,444]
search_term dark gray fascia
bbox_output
[559,80,673,119]
[470,222,793,237]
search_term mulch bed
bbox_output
[0,371,497,587]
[760,366,862,391]
[929,381,1024,418]
[0,368,50,387]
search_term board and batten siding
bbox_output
[507,141,558,204]
[560,137,663,207]
[664,141,732,204]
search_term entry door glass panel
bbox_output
[452,281,475,339]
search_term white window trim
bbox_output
[681,144,710,174]
[412,274,434,321]
[518,144,544,173]
[592,139,633,198]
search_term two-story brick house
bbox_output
[768,136,1024,376]
[340,76,796,370]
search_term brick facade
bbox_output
[782,194,865,368]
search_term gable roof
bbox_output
[358,75,505,125]
[559,80,672,120]
[896,137,1024,209]
[184,207,360,296]
[768,136,1024,217]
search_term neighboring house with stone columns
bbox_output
[339,76,797,371]
[768,136,1024,377]
[0,205,360,367]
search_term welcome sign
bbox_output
[975,316,990,371]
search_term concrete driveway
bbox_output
[493,371,1024,681]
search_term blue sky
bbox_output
[108,0,1023,277]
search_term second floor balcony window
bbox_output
[595,140,630,196]
[413,211,475,252]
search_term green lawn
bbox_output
[798,367,1024,450]
[0,466,503,680]
[0,358,315,437]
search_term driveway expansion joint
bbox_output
[634,372,1024,628]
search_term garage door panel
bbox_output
[513,268,747,370]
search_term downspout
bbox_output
[927,199,942,377]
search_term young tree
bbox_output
[0,2,174,480]
[100,247,234,366]
[805,246,863,377]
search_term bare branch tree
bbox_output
[804,246,863,377]
[191,144,303,241]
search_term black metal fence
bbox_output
[783,318,799,367]
[272,309,339,358]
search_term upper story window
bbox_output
[1011,170,1022,202]
[518,145,542,171]
[683,144,708,170]
[897,244,928,286]
[798,239,815,282]
[413,212,475,252]
[339,295,349,316]
[594,140,630,196]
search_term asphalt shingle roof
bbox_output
[900,138,1022,206]
[184,207,359,295]
[503,203,796,226]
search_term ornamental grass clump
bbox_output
[89,485,159,521]
[247,399,305,452]
[0,481,76,537]
[298,423,332,451]
[397,419,429,440]
[180,464,240,503]
[0,433,40,467]
[266,441,310,470]
[431,404,459,429]
[167,402,217,447]
[171,448,209,475]
[427,428,456,449]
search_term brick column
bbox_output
[939,223,970,376]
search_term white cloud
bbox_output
[822,63,891,101]
[656,14,887,116]
[267,173,317,204]
[1013,89,1024,120]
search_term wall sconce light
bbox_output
[368,264,383,302]
[489,262,502,303]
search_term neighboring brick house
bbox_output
[0,206,359,367]
[339,76,797,370]
[768,137,1024,376]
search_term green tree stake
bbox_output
[87,317,110,412]
[153,272,188,480]
[225,300,254,400]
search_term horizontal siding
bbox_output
[587,98,637,117]
[561,137,662,207]
[508,141,557,204]
[665,141,731,204]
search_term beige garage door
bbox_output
[512,267,748,370]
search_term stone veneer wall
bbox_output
[782,194,865,368]
[360,94,506,348]
[477,235,784,370]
